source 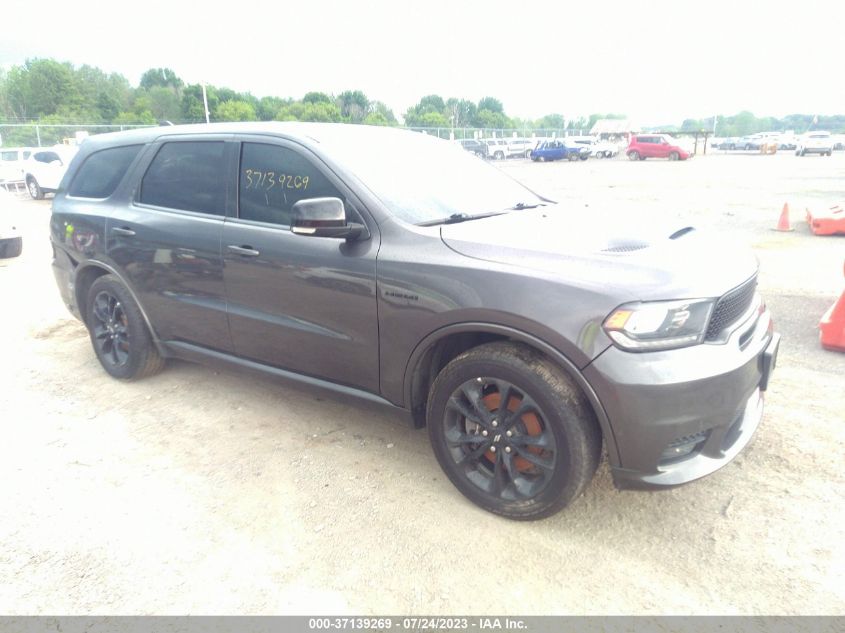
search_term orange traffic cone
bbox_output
[820,260,845,352]
[774,203,793,231]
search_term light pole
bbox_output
[201,82,210,124]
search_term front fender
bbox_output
[402,321,621,467]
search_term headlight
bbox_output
[603,299,715,351]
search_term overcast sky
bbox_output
[2,0,844,126]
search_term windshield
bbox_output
[316,129,544,224]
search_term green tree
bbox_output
[139,68,183,91]
[3,59,79,119]
[256,96,287,120]
[303,91,332,105]
[215,100,257,122]
[368,101,398,126]
[181,84,218,122]
[477,96,503,114]
[338,90,369,122]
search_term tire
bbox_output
[27,177,43,200]
[85,274,165,380]
[568,153,579,161]
[627,151,640,161]
[579,154,588,161]
[494,151,504,160]
[0,236,23,259]
[525,150,532,159]
[668,151,679,161]
[426,342,601,520]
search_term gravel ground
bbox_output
[0,151,843,615]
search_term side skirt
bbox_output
[163,340,411,421]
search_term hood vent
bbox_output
[601,240,650,253]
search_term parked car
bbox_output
[457,139,489,158]
[0,147,34,184]
[626,134,690,160]
[506,138,535,158]
[24,146,78,199]
[568,136,619,158]
[483,139,509,160]
[0,190,23,259]
[530,139,587,162]
[50,123,779,519]
[796,131,834,156]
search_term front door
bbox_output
[222,139,380,393]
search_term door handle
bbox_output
[227,244,260,257]
[112,226,136,237]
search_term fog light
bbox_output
[660,430,709,463]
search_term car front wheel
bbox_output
[668,151,679,161]
[27,177,43,200]
[86,274,165,380]
[426,342,601,520]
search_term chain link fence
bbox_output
[1,123,595,149]
[0,123,156,148]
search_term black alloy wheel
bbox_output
[91,290,131,369]
[427,342,601,520]
[86,274,165,380]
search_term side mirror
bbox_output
[291,197,369,241]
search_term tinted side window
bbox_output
[140,141,227,215]
[35,152,60,163]
[68,145,142,199]
[238,143,342,226]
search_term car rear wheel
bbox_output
[668,151,680,161]
[27,177,43,200]
[494,151,504,160]
[86,274,165,380]
[627,150,640,161]
[426,342,601,520]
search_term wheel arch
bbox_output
[402,322,620,465]
[73,260,166,355]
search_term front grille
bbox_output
[706,276,757,340]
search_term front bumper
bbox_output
[584,301,778,490]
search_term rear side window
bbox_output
[140,141,227,215]
[68,145,142,199]
[238,142,342,226]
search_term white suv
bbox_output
[506,138,535,158]
[483,139,509,160]
[0,147,34,185]
[796,131,833,156]
[23,146,78,199]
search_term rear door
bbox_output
[221,138,380,392]
[106,136,235,351]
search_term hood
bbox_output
[440,206,758,302]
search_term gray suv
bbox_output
[50,123,779,519]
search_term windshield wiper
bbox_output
[417,211,505,227]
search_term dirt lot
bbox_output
[1,151,843,615]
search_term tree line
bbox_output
[1,58,842,146]
[677,112,845,136]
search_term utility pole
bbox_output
[201,82,211,124]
